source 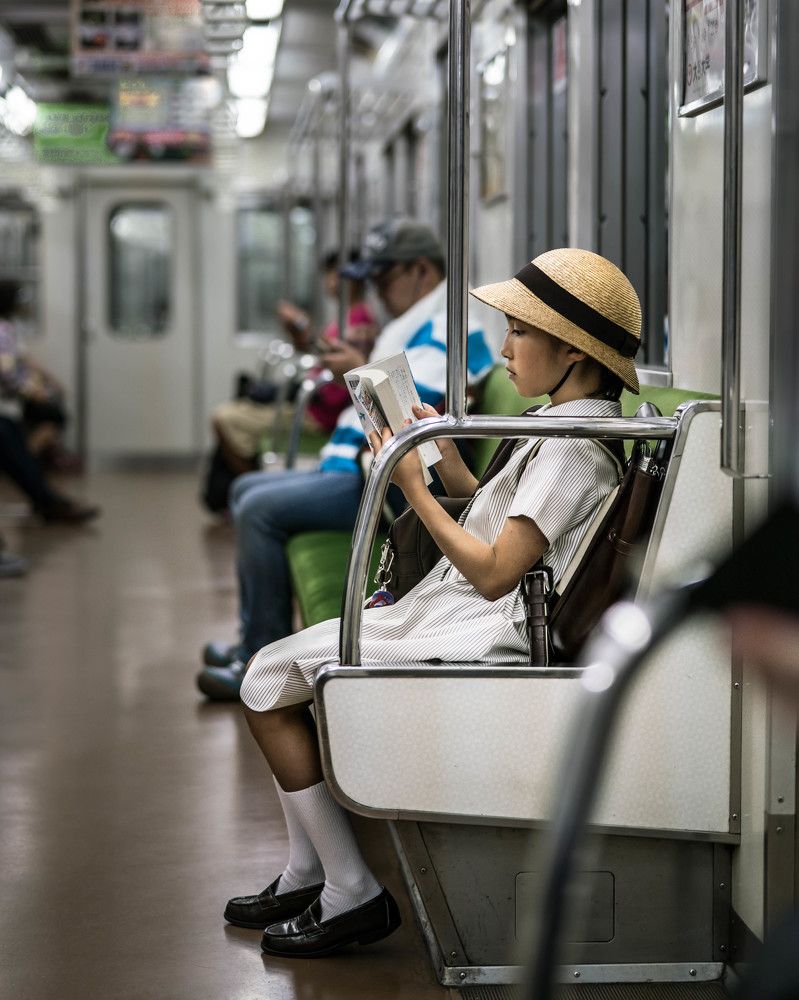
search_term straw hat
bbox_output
[470,248,641,394]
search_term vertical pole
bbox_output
[445,0,471,419]
[282,181,292,304]
[336,19,352,344]
[720,0,744,475]
[770,0,799,503]
[312,115,324,330]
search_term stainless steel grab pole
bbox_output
[336,19,352,345]
[338,415,677,665]
[445,0,471,420]
[311,101,324,331]
[721,0,745,475]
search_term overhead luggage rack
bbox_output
[336,0,449,23]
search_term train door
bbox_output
[82,184,200,456]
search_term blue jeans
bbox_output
[230,469,364,658]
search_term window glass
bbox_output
[108,204,172,337]
[0,202,40,338]
[288,204,316,313]
[237,205,282,333]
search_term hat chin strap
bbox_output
[546,361,576,398]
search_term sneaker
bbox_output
[0,551,29,578]
[196,659,247,701]
[202,641,244,667]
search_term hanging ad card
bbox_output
[71,0,209,75]
[680,0,768,116]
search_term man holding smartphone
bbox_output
[197,218,495,700]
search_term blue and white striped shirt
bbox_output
[319,280,495,474]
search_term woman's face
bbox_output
[500,316,571,398]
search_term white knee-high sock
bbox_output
[274,778,325,894]
[285,780,382,921]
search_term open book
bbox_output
[345,352,442,486]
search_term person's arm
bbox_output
[317,340,367,383]
[369,425,547,601]
[276,300,313,352]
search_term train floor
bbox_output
[0,468,457,1000]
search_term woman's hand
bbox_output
[368,424,427,497]
[410,403,456,460]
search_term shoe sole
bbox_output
[196,673,241,701]
[224,912,273,929]
[260,918,401,958]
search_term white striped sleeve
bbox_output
[507,439,601,545]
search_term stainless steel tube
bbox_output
[285,371,333,469]
[769,0,799,502]
[336,21,352,346]
[721,0,745,475]
[338,414,677,665]
[312,110,324,330]
[445,0,471,420]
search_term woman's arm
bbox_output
[410,403,478,497]
[370,425,547,601]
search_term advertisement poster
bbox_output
[34,104,121,165]
[108,77,212,162]
[682,0,766,114]
[71,0,208,75]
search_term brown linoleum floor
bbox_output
[0,470,456,1000]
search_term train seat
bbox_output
[314,392,731,987]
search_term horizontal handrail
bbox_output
[339,413,678,665]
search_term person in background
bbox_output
[197,218,495,699]
[0,280,99,525]
[202,251,377,509]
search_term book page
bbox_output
[356,353,442,469]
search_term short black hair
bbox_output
[590,363,624,401]
[0,280,21,319]
[322,247,360,271]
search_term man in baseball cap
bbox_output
[198,217,495,700]
[340,218,446,282]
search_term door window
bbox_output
[108,203,172,337]
[237,204,282,333]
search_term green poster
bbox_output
[34,104,121,165]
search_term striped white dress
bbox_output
[240,397,622,712]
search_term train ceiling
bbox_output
[0,0,351,129]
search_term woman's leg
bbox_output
[243,702,381,920]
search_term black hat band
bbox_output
[514,262,640,359]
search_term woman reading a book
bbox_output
[225,248,641,958]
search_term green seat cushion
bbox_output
[621,385,717,456]
[621,385,714,418]
[288,531,386,627]
[297,428,329,455]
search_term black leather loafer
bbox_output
[202,641,243,668]
[196,660,247,701]
[261,887,401,958]
[224,877,324,929]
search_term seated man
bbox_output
[0,280,99,525]
[201,250,377,513]
[197,218,495,699]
